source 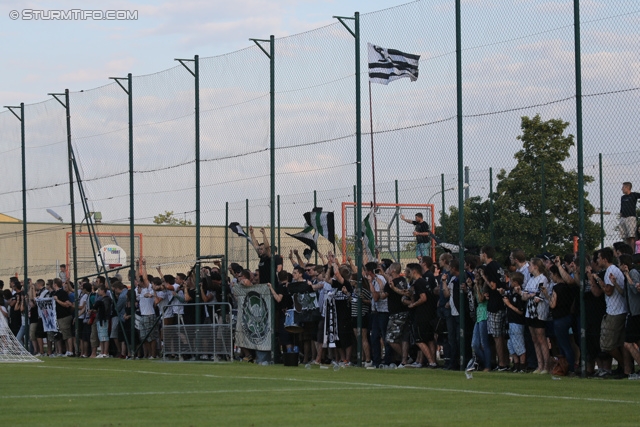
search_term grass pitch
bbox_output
[1,359,639,426]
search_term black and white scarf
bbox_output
[323,292,338,348]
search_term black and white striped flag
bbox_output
[368,43,420,85]
[286,226,318,252]
[304,208,335,246]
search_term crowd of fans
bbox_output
[1,180,640,378]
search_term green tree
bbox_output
[437,115,600,259]
[153,211,192,226]
[493,114,599,257]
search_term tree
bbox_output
[437,115,600,259]
[493,114,599,257]
[153,211,192,226]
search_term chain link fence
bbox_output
[1,0,639,279]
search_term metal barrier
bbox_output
[161,302,233,362]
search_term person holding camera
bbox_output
[522,258,551,374]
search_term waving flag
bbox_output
[304,208,335,246]
[368,43,420,85]
[228,222,252,244]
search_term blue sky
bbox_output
[0,0,414,105]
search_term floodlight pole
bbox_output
[175,55,201,324]
[334,12,363,367]
[5,103,29,346]
[250,35,276,363]
[109,73,136,356]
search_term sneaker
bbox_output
[34,353,42,357]
[397,363,406,369]
[48,353,57,358]
[628,373,640,380]
[410,362,423,368]
[64,351,73,357]
[532,369,541,374]
[539,370,548,375]
[428,363,438,369]
[496,366,509,372]
[363,361,373,368]
[595,369,611,378]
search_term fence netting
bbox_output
[1,0,638,279]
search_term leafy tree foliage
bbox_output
[153,211,192,226]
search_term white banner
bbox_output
[36,298,58,333]
[232,283,272,351]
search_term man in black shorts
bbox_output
[406,263,437,368]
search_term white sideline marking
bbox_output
[27,365,639,405]
[0,386,377,400]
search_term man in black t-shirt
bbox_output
[480,245,509,371]
[620,182,640,247]
[381,262,411,366]
[52,278,74,356]
[401,212,431,261]
[249,226,274,284]
[406,263,437,368]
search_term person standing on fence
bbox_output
[401,213,431,261]
[619,182,640,249]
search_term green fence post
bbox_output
[395,180,400,261]
[455,0,466,370]
[574,0,587,378]
[314,190,318,265]
[599,153,604,249]
[541,161,546,251]
[441,173,446,242]
[490,167,495,247]
[223,202,228,322]
[4,103,28,347]
[246,198,250,269]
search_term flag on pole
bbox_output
[304,208,335,246]
[368,43,420,85]
[362,210,376,261]
[228,222,252,244]
[286,226,318,252]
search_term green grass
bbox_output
[1,359,640,426]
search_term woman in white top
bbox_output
[520,258,551,374]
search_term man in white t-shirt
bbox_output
[137,258,158,359]
[595,248,627,373]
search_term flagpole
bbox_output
[369,81,378,248]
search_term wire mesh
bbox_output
[1,0,639,280]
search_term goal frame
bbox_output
[66,232,144,277]
[341,202,436,263]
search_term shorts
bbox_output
[619,216,637,240]
[487,311,505,337]
[118,320,132,343]
[600,313,626,352]
[416,242,431,259]
[138,314,158,342]
[507,323,526,356]
[57,315,73,341]
[385,312,410,343]
[351,314,371,331]
[411,316,434,344]
[316,317,325,343]
[337,317,353,349]
[97,320,110,342]
[303,320,318,342]
[110,317,120,339]
[625,314,640,344]
[91,322,99,348]
[82,322,92,342]
[29,322,38,341]
[35,319,47,339]
[526,317,547,329]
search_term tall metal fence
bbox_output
[1,0,638,275]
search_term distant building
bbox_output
[0,213,20,223]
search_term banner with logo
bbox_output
[36,298,58,333]
[232,283,272,351]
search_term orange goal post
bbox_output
[341,202,436,264]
